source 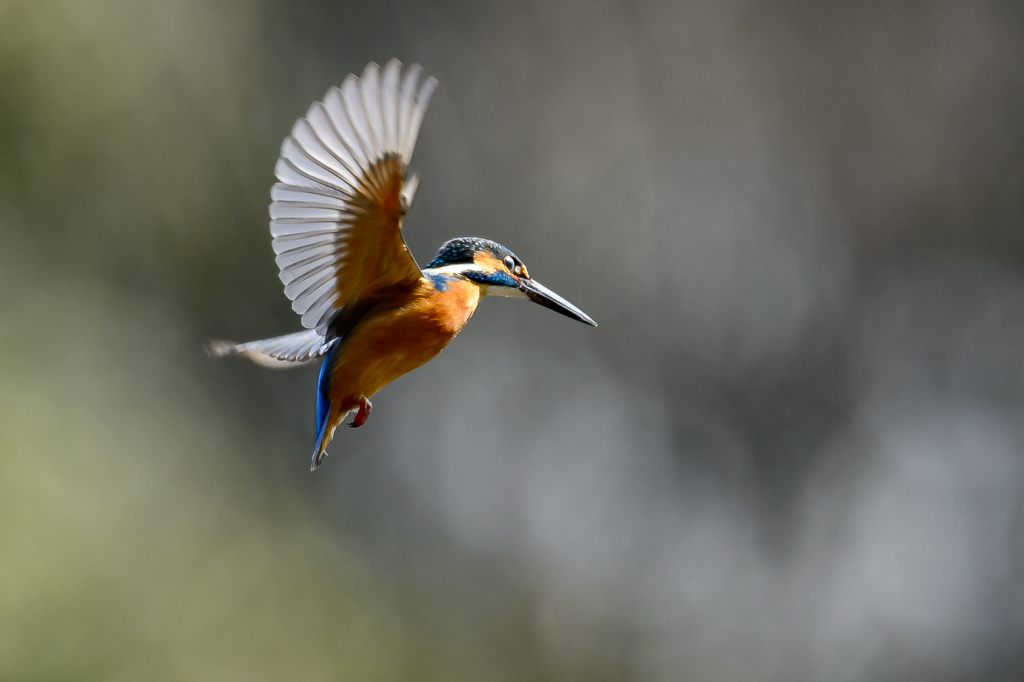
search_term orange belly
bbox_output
[328,276,481,410]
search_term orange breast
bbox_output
[328,277,481,402]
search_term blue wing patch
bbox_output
[426,272,453,291]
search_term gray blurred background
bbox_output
[2,0,1024,680]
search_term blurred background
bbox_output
[2,0,1024,679]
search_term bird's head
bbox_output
[425,237,597,326]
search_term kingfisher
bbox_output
[211,60,596,470]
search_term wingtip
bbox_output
[361,61,381,78]
[205,339,237,358]
[419,75,439,105]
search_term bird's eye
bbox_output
[503,256,515,271]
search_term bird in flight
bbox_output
[211,60,596,470]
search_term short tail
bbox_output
[310,411,349,471]
[206,329,334,369]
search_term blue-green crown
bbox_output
[426,237,519,269]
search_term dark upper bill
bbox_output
[519,279,597,326]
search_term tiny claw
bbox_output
[348,396,372,428]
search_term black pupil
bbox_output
[504,257,515,270]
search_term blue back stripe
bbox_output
[315,342,341,440]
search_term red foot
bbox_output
[348,396,372,428]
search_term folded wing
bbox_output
[270,60,438,333]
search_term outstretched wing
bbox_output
[270,60,438,333]
[206,329,336,368]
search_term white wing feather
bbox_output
[207,330,335,368]
[270,59,437,334]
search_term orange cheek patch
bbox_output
[474,253,505,272]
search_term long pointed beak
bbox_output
[519,278,597,326]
